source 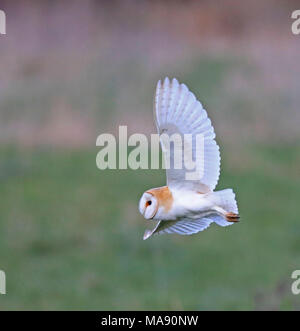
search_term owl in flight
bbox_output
[139,78,239,240]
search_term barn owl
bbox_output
[139,78,239,240]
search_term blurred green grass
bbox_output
[0,143,299,310]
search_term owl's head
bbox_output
[139,191,159,219]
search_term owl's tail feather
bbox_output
[211,188,239,223]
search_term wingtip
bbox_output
[159,77,181,88]
[180,82,189,92]
[156,80,162,95]
[143,230,152,240]
[163,76,170,86]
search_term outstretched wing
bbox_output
[143,218,212,240]
[154,77,221,192]
[143,215,232,240]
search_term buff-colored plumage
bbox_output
[139,78,239,239]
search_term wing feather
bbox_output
[154,78,221,192]
[143,218,213,239]
[143,214,233,239]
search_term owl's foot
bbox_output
[225,212,240,222]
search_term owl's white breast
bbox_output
[154,187,215,221]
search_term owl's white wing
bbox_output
[154,77,220,193]
[143,218,212,240]
[143,215,232,240]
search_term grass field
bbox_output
[0,142,299,310]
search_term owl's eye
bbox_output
[139,193,158,219]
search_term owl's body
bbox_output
[139,78,239,239]
[147,186,215,221]
[140,185,238,239]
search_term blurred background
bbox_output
[0,0,299,310]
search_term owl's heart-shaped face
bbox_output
[139,192,158,219]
